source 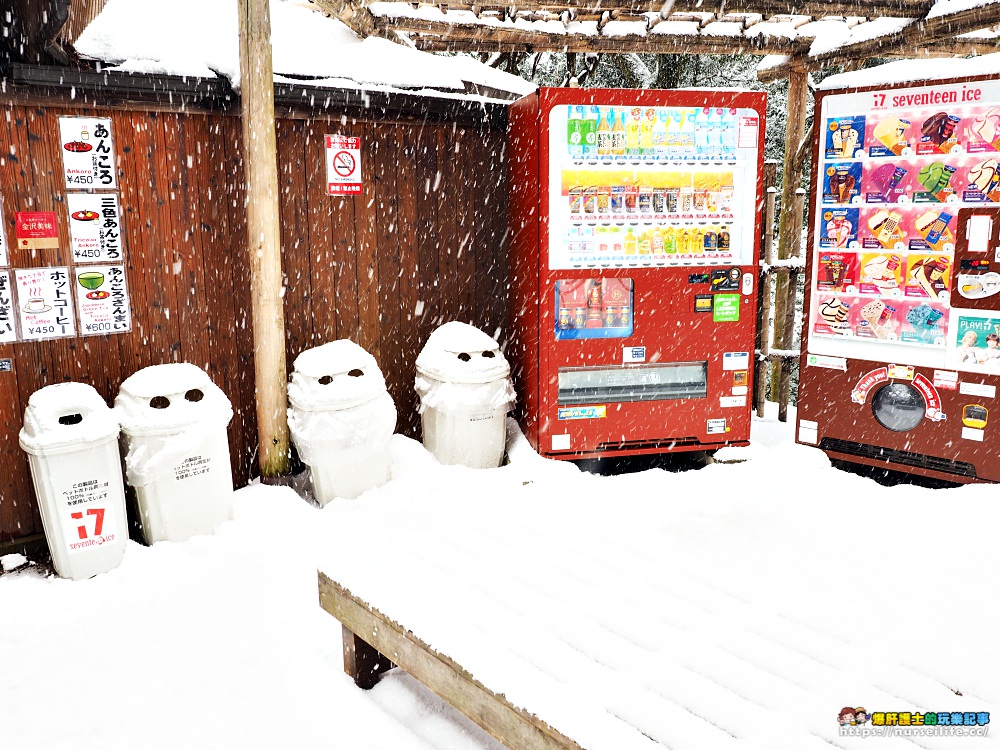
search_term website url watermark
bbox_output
[840,726,990,739]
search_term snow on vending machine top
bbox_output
[798,73,1000,483]
[508,88,767,459]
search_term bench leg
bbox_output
[342,625,395,689]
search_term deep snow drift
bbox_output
[1,409,996,749]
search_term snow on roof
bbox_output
[75,0,535,100]
[927,0,1000,19]
[819,50,1000,89]
[808,16,910,56]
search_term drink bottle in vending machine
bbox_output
[508,88,767,460]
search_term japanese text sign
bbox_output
[0,270,15,343]
[325,135,362,195]
[14,266,76,340]
[67,193,124,262]
[59,117,117,189]
[75,264,132,335]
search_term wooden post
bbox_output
[770,69,809,413]
[777,186,806,422]
[343,625,395,689]
[238,0,290,477]
[754,165,778,418]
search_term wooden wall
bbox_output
[0,101,509,545]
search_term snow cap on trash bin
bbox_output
[114,363,233,436]
[415,322,510,384]
[288,340,390,411]
[19,382,119,454]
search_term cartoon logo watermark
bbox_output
[839,707,990,738]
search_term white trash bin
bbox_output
[114,363,234,544]
[415,322,515,468]
[19,383,128,580]
[287,340,396,505]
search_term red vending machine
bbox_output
[798,73,1000,483]
[508,88,767,460]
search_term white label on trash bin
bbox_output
[175,455,212,481]
[58,478,119,555]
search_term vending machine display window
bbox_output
[557,362,707,404]
[554,278,634,339]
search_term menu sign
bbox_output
[0,270,15,343]
[14,266,75,340]
[0,201,8,266]
[15,211,59,251]
[66,193,123,263]
[808,77,1000,370]
[58,117,117,189]
[75,264,131,335]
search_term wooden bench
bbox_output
[318,572,584,750]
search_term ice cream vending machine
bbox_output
[798,73,1000,483]
[507,88,767,459]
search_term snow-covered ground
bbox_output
[1,408,996,749]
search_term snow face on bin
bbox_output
[287,341,397,467]
[113,363,233,487]
[19,382,119,453]
[414,322,516,412]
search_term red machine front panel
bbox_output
[798,75,1000,483]
[509,88,767,459]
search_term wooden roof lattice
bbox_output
[309,0,1000,80]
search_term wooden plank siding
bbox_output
[0,101,509,544]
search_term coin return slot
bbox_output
[58,413,83,426]
[150,396,170,409]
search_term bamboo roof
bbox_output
[307,0,1000,81]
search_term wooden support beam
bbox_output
[759,3,1000,80]
[238,0,291,477]
[343,626,395,689]
[310,0,381,38]
[754,160,778,419]
[391,0,933,17]
[769,69,808,415]
[382,18,812,54]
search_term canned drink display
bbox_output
[624,185,638,213]
[680,186,694,212]
[569,187,583,214]
[618,306,630,326]
[597,187,610,213]
[587,281,602,308]
[638,187,653,213]
[719,228,731,251]
[611,186,625,213]
[573,307,587,327]
[559,307,572,329]
[704,230,718,251]
[665,188,679,214]
[693,188,709,212]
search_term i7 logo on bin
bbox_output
[66,507,117,553]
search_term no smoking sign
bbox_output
[325,134,362,195]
